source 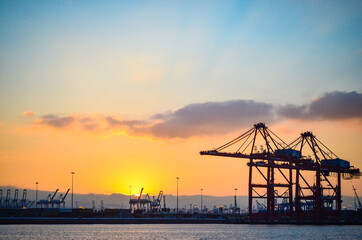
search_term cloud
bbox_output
[29,100,274,138]
[82,123,99,131]
[278,91,362,120]
[105,117,147,128]
[29,91,362,138]
[33,114,106,132]
[21,111,35,117]
[37,115,74,128]
[143,100,274,138]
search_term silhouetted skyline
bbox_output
[0,1,361,196]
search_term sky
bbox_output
[0,0,361,197]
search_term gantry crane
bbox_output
[38,189,59,209]
[4,190,10,208]
[140,193,152,212]
[12,189,19,208]
[151,191,163,212]
[129,188,144,211]
[283,131,360,217]
[200,122,360,220]
[0,190,2,208]
[352,185,362,211]
[51,189,70,208]
[201,123,292,218]
[20,189,27,208]
[61,189,70,208]
[256,200,267,211]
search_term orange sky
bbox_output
[0,1,361,198]
[0,118,360,197]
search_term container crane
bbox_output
[163,195,166,210]
[256,200,267,212]
[12,189,19,208]
[20,189,27,208]
[92,200,96,212]
[285,131,360,217]
[151,191,163,212]
[200,122,360,220]
[51,189,70,208]
[129,188,144,211]
[0,189,2,208]
[100,200,104,212]
[38,189,59,209]
[61,189,70,208]
[352,185,362,211]
[26,201,35,208]
[4,190,10,208]
[50,189,59,201]
[201,123,292,218]
[140,193,152,212]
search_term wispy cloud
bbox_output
[30,91,362,138]
[105,117,147,128]
[38,114,74,128]
[21,111,35,117]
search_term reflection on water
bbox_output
[0,224,361,240]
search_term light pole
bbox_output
[71,172,75,210]
[35,182,38,210]
[176,177,179,217]
[200,188,203,213]
[234,188,238,214]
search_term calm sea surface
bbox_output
[0,224,361,240]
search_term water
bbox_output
[0,224,361,240]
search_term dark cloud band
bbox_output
[277,91,362,120]
[36,91,362,138]
[145,100,275,138]
[40,115,74,128]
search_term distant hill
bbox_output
[0,186,357,210]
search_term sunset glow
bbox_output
[0,0,361,199]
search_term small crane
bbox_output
[4,190,10,208]
[256,200,267,211]
[20,189,27,208]
[61,189,70,208]
[12,189,19,208]
[129,188,144,212]
[0,189,2,208]
[151,191,163,212]
[352,185,362,211]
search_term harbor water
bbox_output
[0,224,361,240]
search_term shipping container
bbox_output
[275,149,301,158]
[321,159,350,169]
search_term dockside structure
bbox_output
[200,122,360,220]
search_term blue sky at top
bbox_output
[0,0,361,122]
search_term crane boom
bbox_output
[51,189,59,201]
[62,189,70,201]
[157,191,163,202]
[352,185,362,209]
[138,188,144,201]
